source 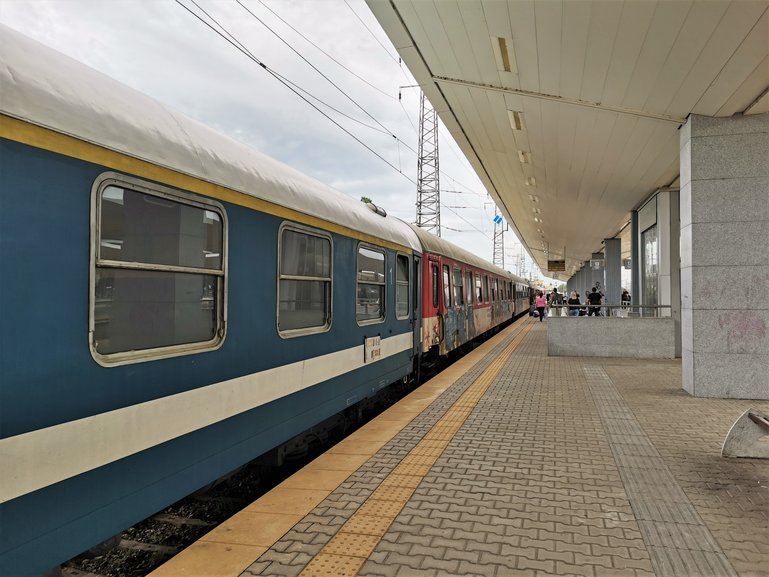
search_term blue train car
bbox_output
[0,26,422,577]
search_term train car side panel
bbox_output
[0,141,418,576]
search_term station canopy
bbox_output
[366,0,769,278]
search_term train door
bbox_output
[466,270,476,339]
[442,264,454,353]
[452,266,467,349]
[412,255,421,359]
[424,260,442,353]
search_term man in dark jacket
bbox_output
[587,287,602,316]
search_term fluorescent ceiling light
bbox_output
[491,36,517,73]
[525,177,536,186]
[508,110,525,131]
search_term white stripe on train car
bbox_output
[0,332,413,503]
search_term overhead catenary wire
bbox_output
[179,1,494,241]
[243,0,491,208]
[256,0,397,101]
[175,0,416,184]
[189,0,387,134]
[343,0,401,65]
[237,0,395,137]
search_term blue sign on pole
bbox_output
[493,214,503,225]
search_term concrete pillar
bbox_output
[631,210,640,306]
[657,189,681,356]
[680,113,769,399]
[590,253,604,294]
[604,238,621,311]
[578,263,589,302]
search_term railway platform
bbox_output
[149,318,769,577]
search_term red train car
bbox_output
[409,225,531,358]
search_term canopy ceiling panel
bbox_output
[367,0,769,277]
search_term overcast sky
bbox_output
[1,0,544,279]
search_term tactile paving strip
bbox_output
[292,322,534,577]
[583,366,739,577]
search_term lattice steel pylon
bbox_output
[493,211,504,268]
[416,91,440,236]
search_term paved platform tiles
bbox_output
[150,318,769,577]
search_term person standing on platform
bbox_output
[567,291,581,316]
[551,288,563,316]
[620,289,631,317]
[587,287,602,316]
[535,291,547,322]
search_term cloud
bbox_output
[1,0,537,274]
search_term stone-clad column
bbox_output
[680,113,769,399]
[604,238,621,312]
[631,210,640,306]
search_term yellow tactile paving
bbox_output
[369,484,415,502]
[389,462,433,477]
[322,532,381,558]
[300,553,365,577]
[295,321,533,577]
[378,474,423,489]
[150,320,531,577]
[354,498,408,518]
[340,514,394,537]
[396,453,437,467]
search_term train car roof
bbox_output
[0,25,421,252]
[407,224,528,285]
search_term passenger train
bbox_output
[0,26,531,576]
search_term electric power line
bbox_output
[245,6,491,209]
[343,0,400,65]
[257,0,397,101]
[237,0,394,137]
[175,0,416,185]
[180,0,494,237]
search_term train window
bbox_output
[278,226,332,335]
[484,275,490,303]
[395,254,409,320]
[466,271,474,305]
[453,268,464,306]
[475,273,483,303]
[357,246,385,323]
[91,178,226,364]
[443,265,451,308]
[431,265,439,308]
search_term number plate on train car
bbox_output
[364,336,381,363]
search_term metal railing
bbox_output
[546,304,673,318]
